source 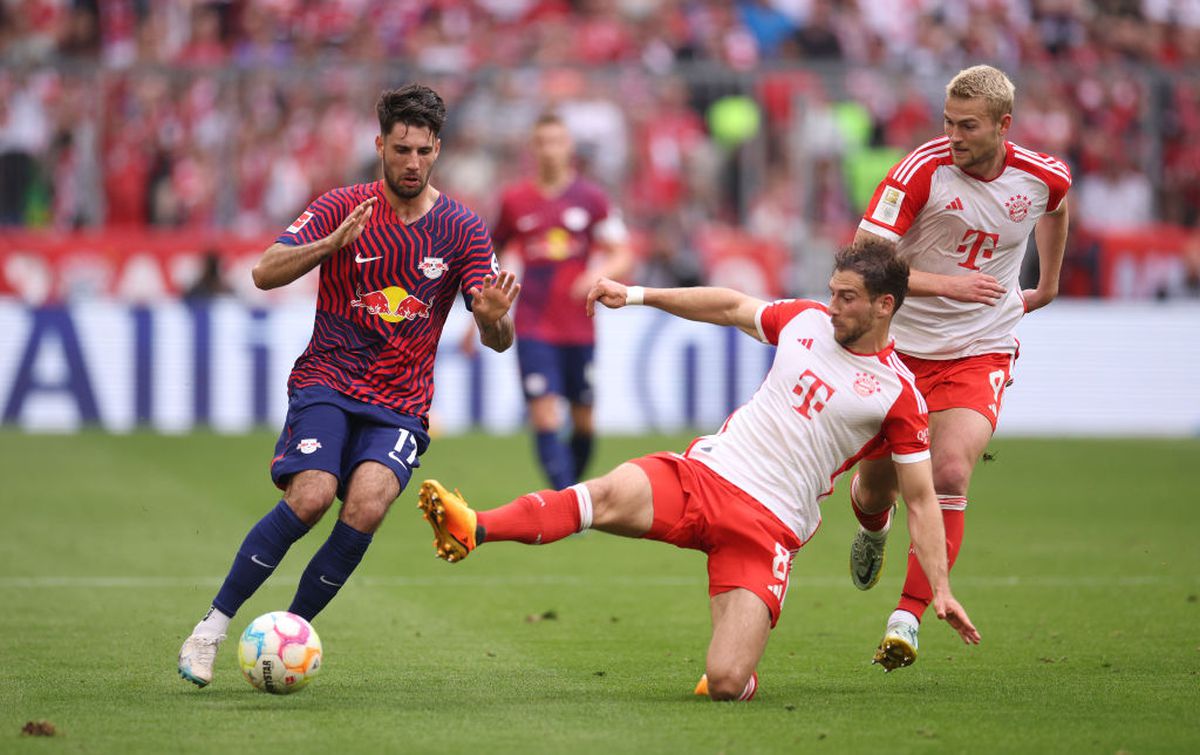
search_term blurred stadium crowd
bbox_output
[2,0,1199,298]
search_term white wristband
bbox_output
[625,286,645,306]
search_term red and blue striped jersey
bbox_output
[276,180,498,424]
[492,177,619,346]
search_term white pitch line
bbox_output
[0,574,1195,589]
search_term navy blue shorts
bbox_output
[270,386,429,500]
[516,339,595,405]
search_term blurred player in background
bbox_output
[848,65,1071,670]
[491,112,633,488]
[417,243,980,701]
[177,84,519,688]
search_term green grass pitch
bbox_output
[1,431,1197,753]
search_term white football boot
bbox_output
[872,619,918,671]
[178,633,225,687]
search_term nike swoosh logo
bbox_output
[250,554,277,568]
[355,253,383,263]
[319,575,343,587]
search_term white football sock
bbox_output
[888,609,919,628]
[193,606,231,638]
[570,483,593,531]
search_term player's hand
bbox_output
[945,272,1005,305]
[329,197,377,251]
[932,592,981,645]
[586,277,629,317]
[1020,285,1058,313]
[469,271,521,324]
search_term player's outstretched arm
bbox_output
[895,459,982,645]
[469,271,520,352]
[252,197,378,290]
[1022,198,1069,313]
[587,278,765,338]
[853,228,1005,306]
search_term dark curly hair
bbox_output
[376,85,446,137]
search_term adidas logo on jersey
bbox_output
[944,197,964,211]
[768,584,785,602]
[797,338,814,349]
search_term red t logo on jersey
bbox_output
[793,369,836,419]
[956,229,1000,271]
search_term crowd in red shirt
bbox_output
[1,1,1198,296]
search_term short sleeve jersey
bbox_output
[276,181,498,424]
[685,300,931,543]
[492,177,625,345]
[859,138,1072,359]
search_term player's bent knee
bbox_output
[586,464,653,537]
[285,473,338,525]
[932,459,973,496]
[528,396,561,432]
[339,497,391,533]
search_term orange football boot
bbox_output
[417,480,478,563]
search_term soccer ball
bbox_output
[237,611,322,694]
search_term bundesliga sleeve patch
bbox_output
[287,211,314,233]
[870,187,905,227]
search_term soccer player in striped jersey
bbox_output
[417,242,980,701]
[492,112,633,489]
[177,85,519,688]
[848,65,1071,671]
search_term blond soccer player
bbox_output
[848,65,1071,670]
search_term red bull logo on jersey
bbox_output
[351,286,432,323]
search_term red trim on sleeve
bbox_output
[1009,144,1073,212]
[882,380,930,458]
[759,299,827,345]
[861,137,946,238]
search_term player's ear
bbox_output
[998,112,1012,136]
[875,293,896,318]
[375,133,384,157]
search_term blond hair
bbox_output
[946,65,1015,122]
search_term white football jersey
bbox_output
[859,138,1071,359]
[685,300,931,543]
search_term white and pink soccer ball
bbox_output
[237,611,322,694]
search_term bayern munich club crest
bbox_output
[419,256,449,279]
[1005,194,1032,222]
[853,372,881,397]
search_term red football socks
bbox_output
[897,498,966,619]
[850,474,892,533]
[477,485,589,545]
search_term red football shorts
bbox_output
[630,452,802,628]
[901,352,1015,430]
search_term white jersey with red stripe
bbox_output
[684,300,931,543]
[859,138,1072,359]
